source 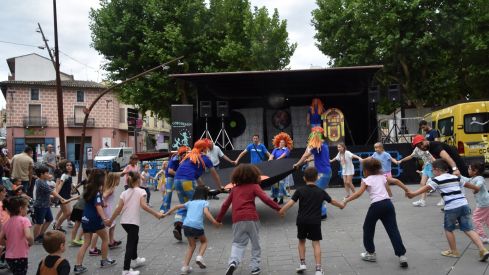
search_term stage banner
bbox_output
[171,105,193,150]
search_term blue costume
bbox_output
[310,143,332,217]
[160,155,180,212]
[270,147,290,200]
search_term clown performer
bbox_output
[306,98,325,129]
[159,146,189,213]
[268,132,294,204]
[293,127,332,219]
[172,139,224,241]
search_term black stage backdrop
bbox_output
[170,105,193,151]
[212,143,419,188]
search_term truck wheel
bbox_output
[113,163,121,172]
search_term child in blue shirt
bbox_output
[164,186,220,274]
[370,143,399,178]
[462,163,489,243]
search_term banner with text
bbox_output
[171,105,193,150]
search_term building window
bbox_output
[144,115,149,126]
[30,88,39,100]
[119,108,125,123]
[29,104,41,119]
[154,116,158,128]
[74,106,85,124]
[76,90,84,102]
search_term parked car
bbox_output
[94,147,134,172]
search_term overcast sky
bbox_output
[0,0,330,108]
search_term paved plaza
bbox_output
[9,179,489,275]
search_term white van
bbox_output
[94,147,134,172]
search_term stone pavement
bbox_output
[7,179,489,275]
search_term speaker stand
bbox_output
[200,116,214,141]
[215,116,234,150]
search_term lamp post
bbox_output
[77,56,184,183]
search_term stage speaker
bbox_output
[368,86,380,104]
[226,111,246,138]
[216,101,229,117]
[388,84,401,102]
[199,101,212,118]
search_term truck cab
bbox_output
[94,147,134,172]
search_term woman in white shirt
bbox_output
[330,143,363,198]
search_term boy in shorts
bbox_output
[280,167,344,275]
[36,230,70,274]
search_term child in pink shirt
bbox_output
[121,155,140,189]
[0,196,34,275]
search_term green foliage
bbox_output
[90,0,296,118]
[312,0,489,112]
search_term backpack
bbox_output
[38,257,64,275]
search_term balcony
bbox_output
[23,116,47,128]
[67,117,95,128]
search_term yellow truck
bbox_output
[426,100,489,170]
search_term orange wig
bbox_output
[307,126,324,150]
[181,139,212,168]
[310,98,325,115]
[272,132,293,150]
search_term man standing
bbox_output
[412,135,468,176]
[234,134,270,165]
[206,141,234,169]
[11,146,34,193]
[43,144,57,174]
[419,120,440,141]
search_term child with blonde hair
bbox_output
[104,172,122,249]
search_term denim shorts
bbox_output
[422,163,433,178]
[183,226,204,238]
[444,204,473,232]
[33,207,53,225]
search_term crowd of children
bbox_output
[0,134,488,275]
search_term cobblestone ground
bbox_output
[6,178,489,275]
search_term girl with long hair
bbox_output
[53,159,76,233]
[103,172,122,249]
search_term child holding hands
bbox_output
[279,167,344,275]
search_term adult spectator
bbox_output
[419,120,440,141]
[234,134,270,165]
[206,141,234,169]
[11,146,34,193]
[0,150,9,178]
[412,135,468,176]
[43,144,57,174]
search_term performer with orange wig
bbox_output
[172,139,223,241]
[159,145,190,213]
[293,127,332,219]
[268,132,294,204]
[306,98,325,128]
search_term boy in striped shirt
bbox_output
[407,159,489,260]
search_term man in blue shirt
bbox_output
[419,120,440,141]
[234,134,270,165]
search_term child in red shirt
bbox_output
[216,164,281,275]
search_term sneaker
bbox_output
[180,266,193,274]
[54,226,67,234]
[361,252,377,262]
[273,198,278,203]
[74,265,88,274]
[296,263,307,273]
[315,269,324,275]
[441,250,460,258]
[89,248,102,256]
[122,269,140,275]
[481,237,489,244]
[399,255,408,268]
[131,257,146,268]
[278,198,284,205]
[479,248,489,262]
[226,261,237,275]
[100,258,116,268]
[412,199,426,207]
[173,224,183,241]
[71,239,84,246]
[68,221,75,228]
[0,260,8,269]
[251,267,261,275]
[109,240,122,249]
[196,255,206,269]
[34,236,44,245]
[321,214,327,220]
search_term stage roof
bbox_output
[170,65,383,99]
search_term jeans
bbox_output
[160,177,174,212]
[229,221,261,270]
[444,204,473,232]
[174,179,196,223]
[316,171,332,216]
[122,224,139,270]
[271,180,286,199]
[363,199,406,256]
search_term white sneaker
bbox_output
[296,263,307,273]
[315,269,324,275]
[361,252,377,262]
[437,199,445,206]
[122,269,140,275]
[68,221,75,228]
[412,199,426,207]
[481,237,489,244]
[131,257,146,268]
[180,266,193,274]
[399,255,408,268]
[195,255,206,269]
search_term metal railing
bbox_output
[22,116,47,128]
[67,117,95,127]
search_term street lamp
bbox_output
[76,56,184,183]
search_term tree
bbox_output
[312,0,489,110]
[89,0,296,117]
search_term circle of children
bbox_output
[1,127,488,275]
